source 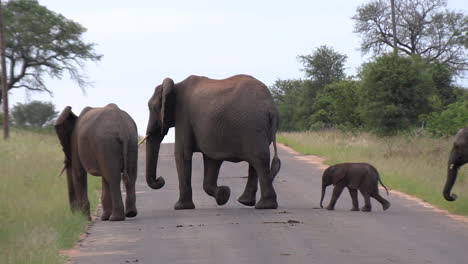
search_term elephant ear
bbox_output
[160,78,175,135]
[55,106,78,161]
[330,165,346,185]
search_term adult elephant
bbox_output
[55,104,140,221]
[443,127,468,201]
[145,75,281,209]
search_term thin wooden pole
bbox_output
[0,0,9,139]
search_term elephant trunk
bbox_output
[145,134,166,189]
[443,163,459,201]
[320,185,326,208]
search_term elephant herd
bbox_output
[54,74,468,221]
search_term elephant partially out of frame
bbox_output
[55,103,141,221]
[443,127,468,202]
[145,74,281,210]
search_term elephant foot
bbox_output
[238,192,256,207]
[350,207,360,211]
[215,186,231,206]
[109,213,125,221]
[101,212,111,221]
[326,205,335,211]
[254,198,278,209]
[361,206,372,212]
[382,202,391,211]
[125,209,138,218]
[174,200,195,210]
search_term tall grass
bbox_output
[0,129,101,264]
[278,130,468,215]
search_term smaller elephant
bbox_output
[443,127,468,201]
[55,104,139,221]
[320,163,390,212]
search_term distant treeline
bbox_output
[271,47,468,137]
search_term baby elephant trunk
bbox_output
[320,185,326,208]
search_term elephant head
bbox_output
[145,78,176,189]
[443,128,468,201]
[320,165,345,208]
[55,106,83,213]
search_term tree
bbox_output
[359,54,436,135]
[0,0,102,104]
[297,45,347,87]
[310,80,362,130]
[11,100,57,127]
[353,0,468,75]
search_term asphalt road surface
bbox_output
[70,143,468,264]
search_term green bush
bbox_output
[423,95,468,136]
[359,54,436,135]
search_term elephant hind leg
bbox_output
[100,178,112,221]
[123,173,137,217]
[102,166,125,221]
[202,155,230,206]
[238,165,258,207]
[123,147,138,218]
[371,193,391,211]
[252,156,278,210]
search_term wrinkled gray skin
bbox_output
[443,127,468,201]
[55,104,139,221]
[146,75,281,210]
[320,163,390,212]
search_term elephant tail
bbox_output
[121,138,129,181]
[270,113,281,181]
[378,177,390,196]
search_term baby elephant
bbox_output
[320,163,390,212]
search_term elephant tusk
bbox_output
[138,135,148,146]
[57,165,66,177]
[449,163,454,170]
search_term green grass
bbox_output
[0,129,101,264]
[278,130,468,216]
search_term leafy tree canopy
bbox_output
[11,100,57,127]
[297,45,347,87]
[359,53,436,135]
[0,0,102,103]
[353,0,468,75]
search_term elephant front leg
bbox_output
[348,188,360,211]
[360,191,372,212]
[174,149,195,210]
[203,155,230,206]
[238,165,258,206]
[326,182,346,210]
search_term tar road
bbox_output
[69,143,468,264]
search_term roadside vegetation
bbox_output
[278,131,468,215]
[0,129,100,264]
[272,1,467,216]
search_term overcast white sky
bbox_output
[8,0,468,142]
